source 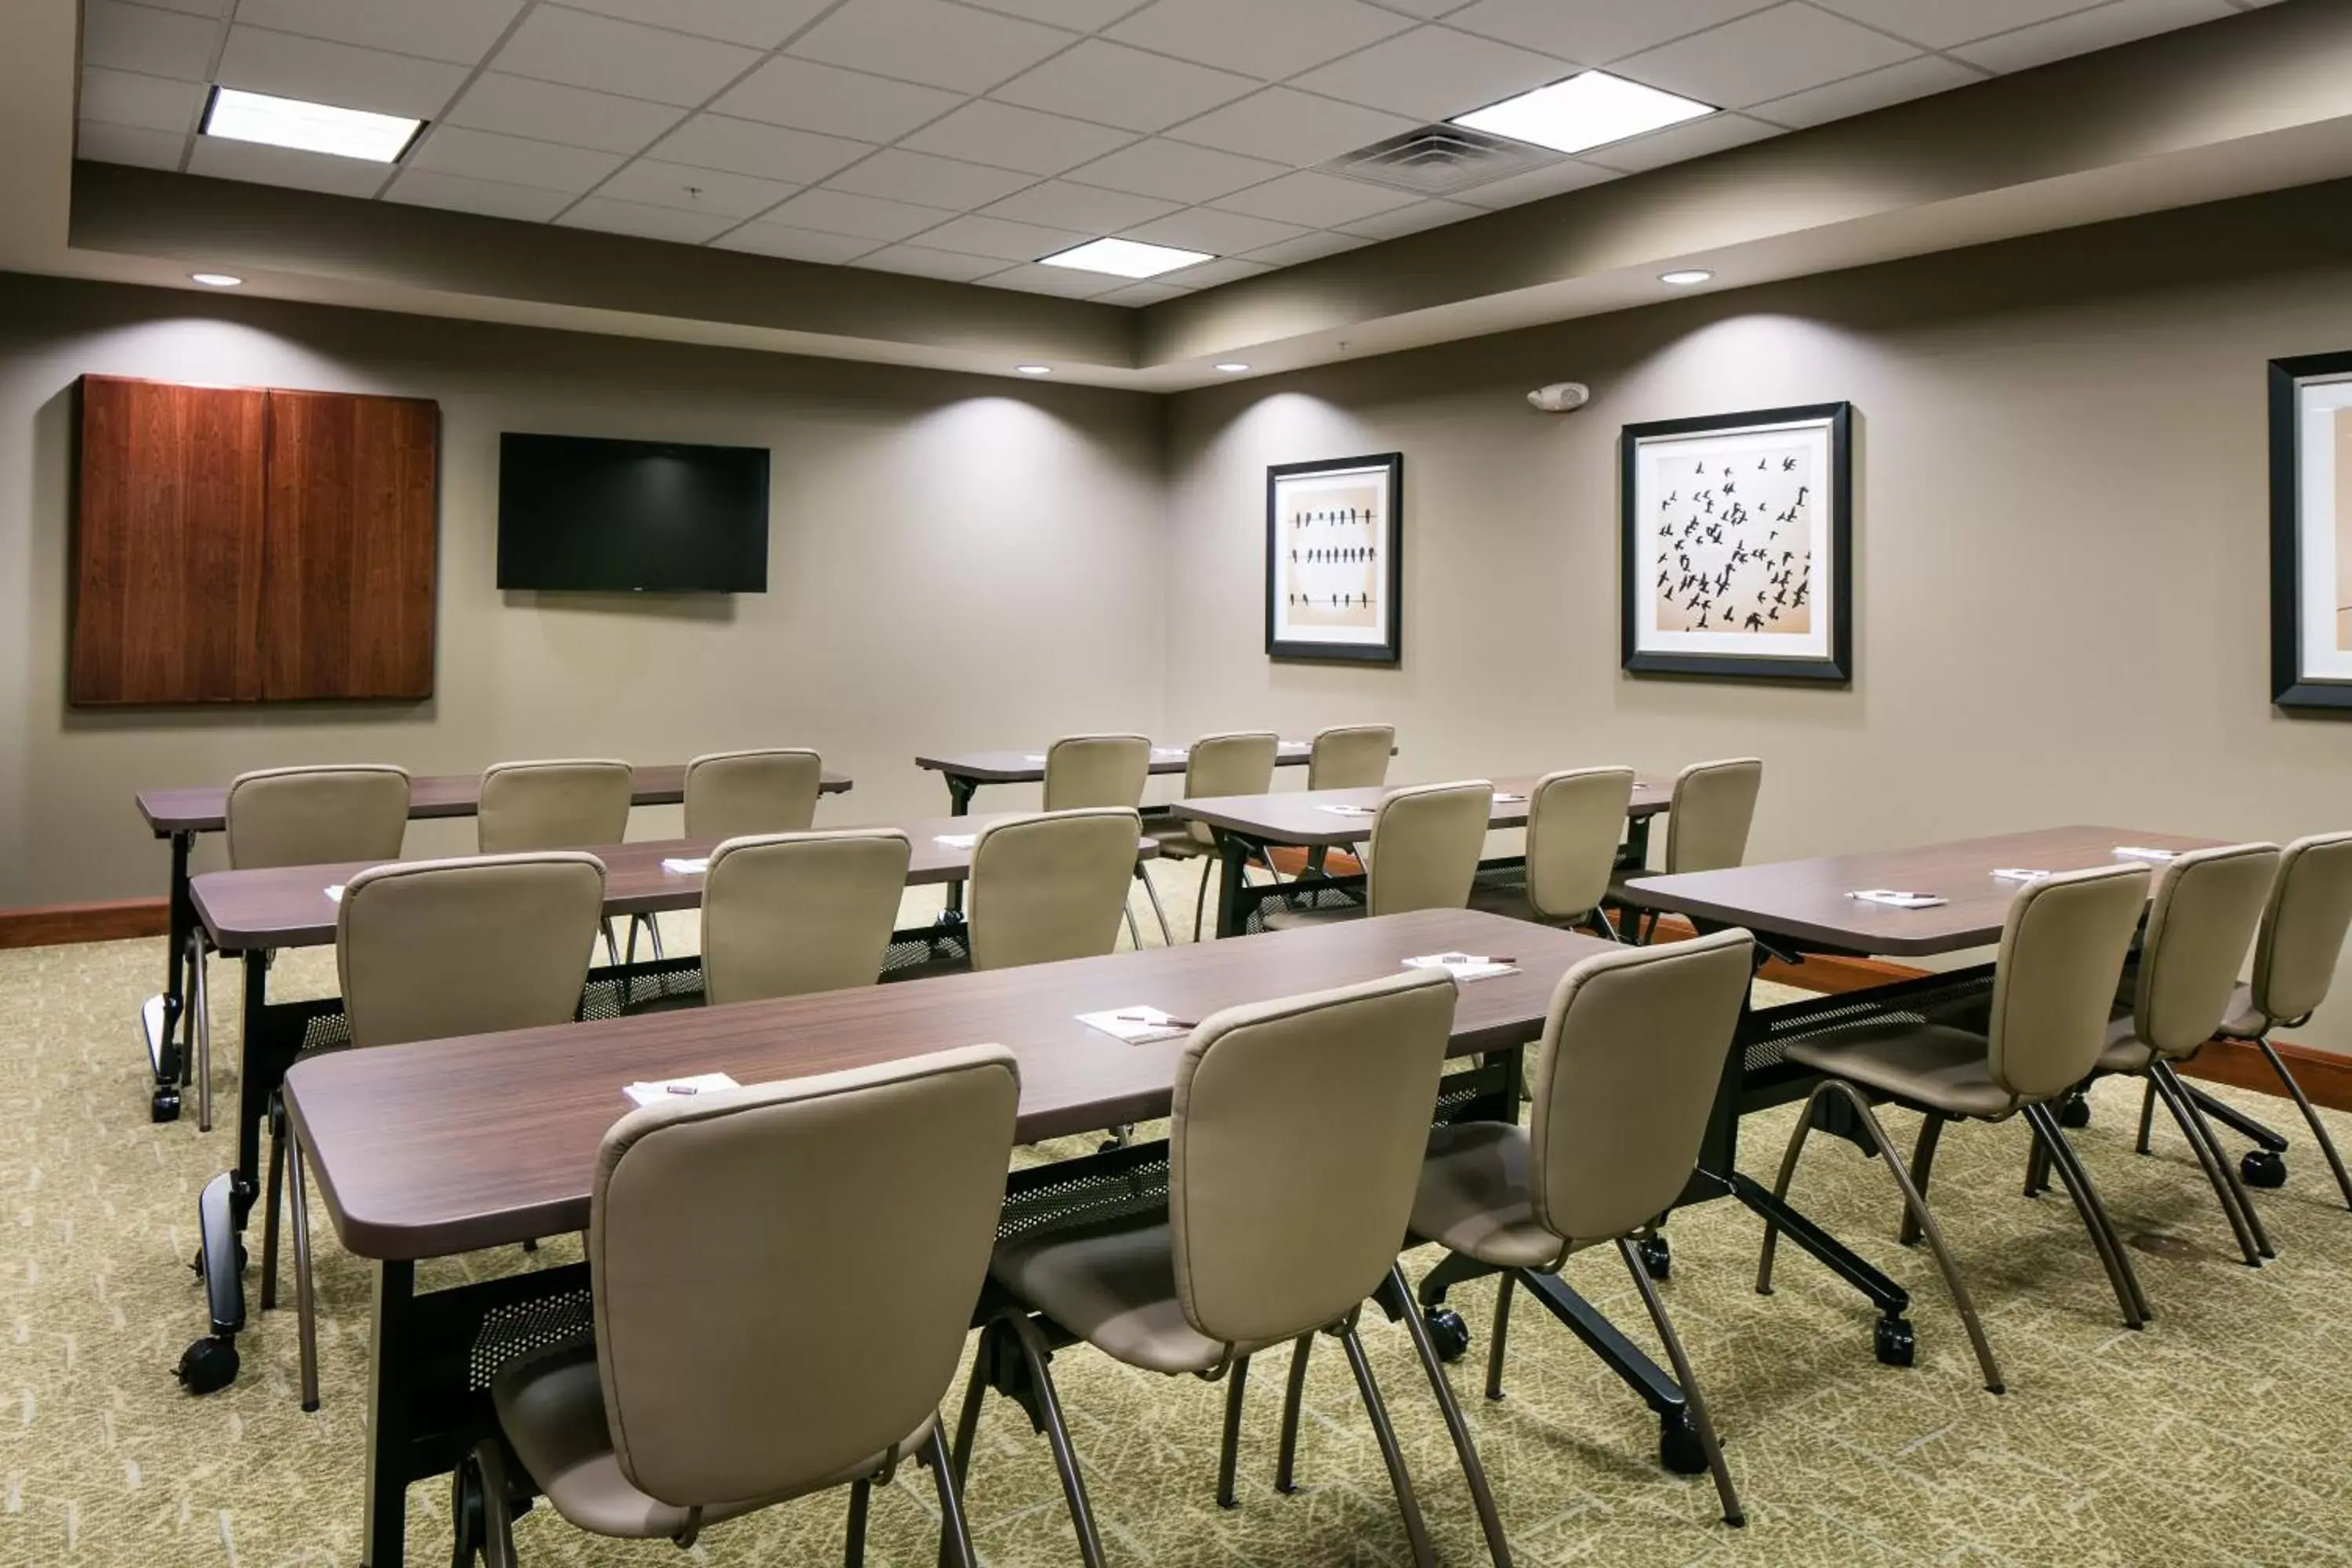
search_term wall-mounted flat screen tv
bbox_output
[497,433,769,593]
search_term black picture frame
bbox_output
[1265,452,1403,665]
[1619,401,1853,684]
[2269,350,2352,711]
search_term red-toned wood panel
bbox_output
[71,376,267,705]
[260,390,438,700]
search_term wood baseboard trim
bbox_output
[2180,1035,2352,1115]
[0,897,169,949]
[1644,914,1924,995]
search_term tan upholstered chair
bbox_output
[461,1045,1021,1568]
[1043,734,1169,946]
[967,808,1142,971]
[958,973,1499,1568]
[1261,781,1491,932]
[1144,731,1281,939]
[477,757,633,965]
[700,829,910,1006]
[1409,930,1753,1527]
[1307,724,1396,790]
[683,748,825,840]
[1618,757,1762,942]
[1759,864,2153,1395]
[1469,767,1634,937]
[266,852,608,1412]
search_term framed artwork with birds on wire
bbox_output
[1267,452,1403,664]
[1620,402,1853,684]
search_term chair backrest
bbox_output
[1367,781,1492,916]
[683,749,823,840]
[2132,842,2281,1056]
[1663,757,1762,874]
[477,759,633,853]
[1042,734,1151,812]
[224,764,411,871]
[2252,831,2352,1026]
[701,830,911,1006]
[1984,863,2152,1100]
[336,852,606,1049]
[1180,731,1281,848]
[591,1045,1020,1510]
[1528,930,1753,1247]
[1170,971,1455,1348]
[1524,767,1635,922]
[967,808,1140,971]
[1307,724,1394,791]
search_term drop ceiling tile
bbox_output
[901,102,1134,176]
[856,244,1009,280]
[133,0,228,15]
[788,0,1075,93]
[906,212,1090,260]
[711,222,882,262]
[595,157,798,216]
[1065,137,1288,201]
[648,114,873,183]
[1105,0,1417,79]
[446,74,687,155]
[1290,26,1570,122]
[407,124,626,192]
[77,121,187,170]
[230,0,524,65]
[1443,0,1766,65]
[985,262,1127,296]
[188,133,394,196]
[492,6,761,107]
[1157,255,1269,286]
[1952,0,2234,73]
[386,167,577,221]
[956,0,1145,24]
[1450,154,1619,205]
[991,40,1258,133]
[979,179,1179,230]
[561,0,836,49]
[1747,52,1980,126]
[80,67,205,134]
[1578,109,1780,169]
[1095,279,1191,304]
[1332,195,1481,238]
[1243,228,1371,265]
[1166,88,1417,166]
[1372,0,1478,13]
[763,187,961,240]
[1811,0,2117,49]
[557,195,739,241]
[82,2,220,81]
[822,147,1037,208]
[1613,4,1918,110]
[215,26,470,119]
[1210,169,1417,226]
[713,57,964,143]
[1121,206,1309,253]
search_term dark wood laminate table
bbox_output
[131,764,853,1125]
[1174,774,1674,938]
[285,909,1614,1566]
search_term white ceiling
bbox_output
[78,0,2276,305]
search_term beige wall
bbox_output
[0,276,1166,898]
[1161,183,2352,1051]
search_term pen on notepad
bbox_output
[1117,1013,1197,1028]
[666,1085,698,1095]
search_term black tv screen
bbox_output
[497,433,769,593]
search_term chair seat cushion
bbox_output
[2216,982,2265,1040]
[991,1215,1275,1375]
[1410,1122,1577,1270]
[1258,902,1364,933]
[1784,1022,2019,1120]
[1144,821,1207,859]
[2096,1011,2157,1075]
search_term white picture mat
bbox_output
[1271,463,1392,649]
[1632,417,1835,661]
[2296,374,2352,683]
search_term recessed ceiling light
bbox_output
[1016,365,1053,376]
[190,273,243,288]
[1451,71,1714,157]
[1039,237,1213,280]
[201,86,423,163]
[1215,362,1250,373]
[1660,269,1714,286]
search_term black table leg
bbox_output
[942,774,978,918]
[363,1260,417,1568]
[143,831,195,1122]
[1211,833,1253,939]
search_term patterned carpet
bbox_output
[5,869,2352,1566]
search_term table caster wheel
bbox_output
[2241,1149,2287,1189]
[152,1088,181,1123]
[1423,1305,1470,1363]
[1657,1408,1708,1475]
[176,1335,239,1394]
[1874,1316,1916,1368]
[1637,1233,1671,1281]
[2058,1097,2090,1130]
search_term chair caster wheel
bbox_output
[152,1089,181,1123]
[2058,1097,2091,1130]
[1423,1305,1470,1363]
[2241,1149,2287,1189]
[1874,1316,1916,1368]
[1657,1408,1708,1475]
[1637,1233,1671,1281]
[176,1335,239,1394]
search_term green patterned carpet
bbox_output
[5,878,2352,1566]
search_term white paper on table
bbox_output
[1023,753,1047,763]
[623,1071,740,1108]
[1991,868,2050,883]
[1152,747,1186,759]
[1846,889,1947,909]
[1494,793,1527,804]
[935,833,978,850]
[2114,846,2177,863]
[661,856,710,875]
[1316,803,1377,817]
[1077,1006,1192,1044]
[325,884,344,903]
[1403,952,1519,982]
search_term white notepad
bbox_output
[1077,1007,1192,1044]
[1403,952,1519,982]
[622,1071,739,1108]
[1152,747,1186,759]
[1991,868,2051,883]
[1023,753,1047,763]
[935,833,977,850]
[1316,803,1377,817]
[1494,793,1527,804]
[2114,846,2177,863]
[324,884,344,903]
[660,856,710,876]
[1847,889,1947,909]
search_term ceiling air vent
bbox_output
[1317,123,1563,198]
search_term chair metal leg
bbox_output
[1136,867,1174,948]
[1215,1355,1250,1508]
[192,935,213,1134]
[1275,1331,1312,1494]
[642,912,665,961]
[601,918,622,969]
[473,1440,518,1568]
[1755,1082,1825,1295]
[1900,1113,1945,1247]
[2022,1104,2150,1327]
[2154,1063,2272,1261]
[1338,1323,1437,1568]
[260,1098,285,1311]
[1192,860,1214,942]
[1000,1312,1108,1568]
[948,1323,993,1493]
[289,1132,321,1411]
[924,1421,978,1568]
[844,1478,870,1568]
[2254,1033,2352,1210]
[1616,1239,1744,1527]
[1121,903,1142,950]
[1485,1270,1516,1402]
[2136,1077,2158,1156]
[1391,1264,1512,1566]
